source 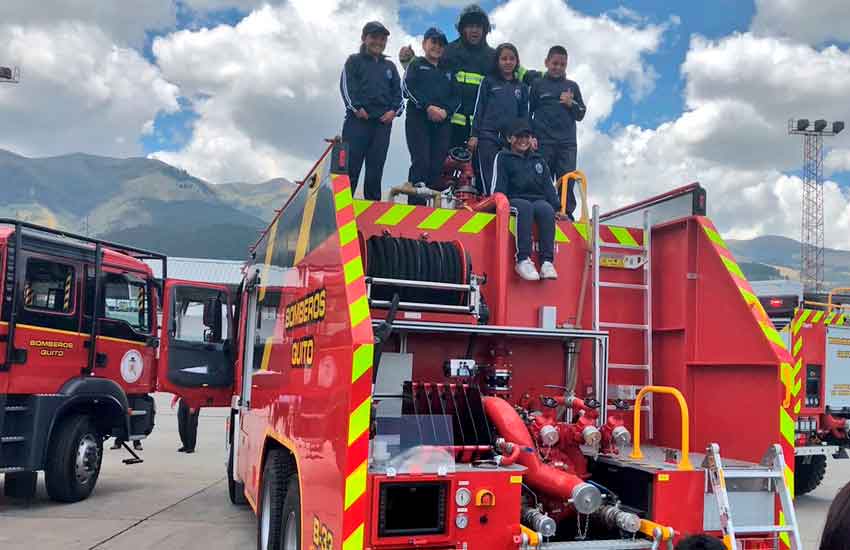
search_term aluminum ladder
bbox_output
[591,206,653,436]
[703,443,803,550]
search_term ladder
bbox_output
[703,443,803,550]
[591,205,653,436]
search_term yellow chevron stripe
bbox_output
[792,337,802,356]
[351,343,373,383]
[347,397,372,445]
[780,407,795,447]
[792,358,803,377]
[555,225,570,243]
[339,220,358,247]
[811,310,824,324]
[417,209,457,230]
[260,336,275,371]
[343,524,364,550]
[344,460,368,510]
[702,224,727,249]
[458,212,495,234]
[343,257,364,285]
[349,295,369,327]
[375,204,415,226]
[609,226,638,247]
[353,200,373,217]
[574,222,589,241]
[335,187,353,212]
[791,378,802,397]
[721,256,745,279]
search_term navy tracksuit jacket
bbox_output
[339,47,404,200]
[530,74,586,217]
[403,56,460,203]
[470,75,529,195]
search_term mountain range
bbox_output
[1,148,849,286]
[0,149,295,260]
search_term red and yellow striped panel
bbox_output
[335,177,374,550]
[700,219,796,548]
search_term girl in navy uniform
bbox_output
[339,21,404,200]
[402,27,460,204]
[468,43,529,196]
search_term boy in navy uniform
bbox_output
[402,27,460,205]
[493,119,563,281]
[340,21,404,200]
[530,46,586,219]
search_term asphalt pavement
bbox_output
[0,393,845,549]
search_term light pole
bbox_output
[788,118,845,293]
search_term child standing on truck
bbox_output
[402,27,459,205]
[493,119,562,281]
[530,45,586,220]
[340,21,404,200]
[468,43,529,196]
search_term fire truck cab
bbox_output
[0,220,234,502]
[213,141,804,550]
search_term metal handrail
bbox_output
[558,170,588,223]
[630,385,693,471]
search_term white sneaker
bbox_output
[540,261,558,280]
[515,259,540,281]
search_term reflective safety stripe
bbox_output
[344,257,364,285]
[339,220,358,246]
[456,71,484,85]
[760,321,785,348]
[702,225,728,249]
[780,407,795,447]
[348,397,372,445]
[826,312,836,325]
[354,200,373,216]
[574,223,589,241]
[720,256,745,280]
[812,310,824,324]
[344,460,368,510]
[459,212,495,233]
[343,525,365,550]
[335,187,353,212]
[609,226,639,247]
[792,337,802,356]
[555,225,570,243]
[351,343,373,383]
[375,204,415,226]
[418,209,457,230]
[349,295,370,326]
[451,113,468,126]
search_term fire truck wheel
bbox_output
[258,450,293,550]
[794,455,827,495]
[228,440,247,505]
[280,476,301,550]
[44,414,103,503]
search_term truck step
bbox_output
[736,526,794,534]
[537,540,654,550]
[0,467,27,474]
[0,436,26,443]
[129,409,148,416]
[722,469,782,480]
[4,406,28,413]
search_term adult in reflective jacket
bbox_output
[340,21,404,200]
[401,5,530,150]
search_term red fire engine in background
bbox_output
[756,283,850,494]
[0,220,232,502]
[195,140,806,550]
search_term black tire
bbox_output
[44,414,103,503]
[279,476,301,550]
[795,455,827,496]
[257,450,294,550]
[227,439,247,506]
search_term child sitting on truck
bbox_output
[493,118,562,281]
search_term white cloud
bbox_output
[826,148,850,174]
[0,1,175,46]
[150,0,664,185]
[752,0,850,45]
[0,21,180,158]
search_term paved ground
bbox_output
[0,393,845,549]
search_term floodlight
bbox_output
[814,119,828,132]
[796,119,810,131]
[833,121,845,135]
[0,66,11,80]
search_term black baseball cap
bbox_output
[362,21,390,37]
[423,27,448,45]
[507,118,533,137]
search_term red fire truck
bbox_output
[756,285,850,494]
[0,220,234,502]
[196,140,805,550]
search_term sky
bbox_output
[2,0,850,247]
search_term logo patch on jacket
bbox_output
[386,68,393,79]
[445,72,452,80]
[515,88,522,99]
[535,162,544,174]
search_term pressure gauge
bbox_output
[455,487,472,507]
[455,513,469,529]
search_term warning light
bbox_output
[769,298,782,308]
[338,149,347,170]
[475,489,495,507]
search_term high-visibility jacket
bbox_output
[443,38,533,128]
